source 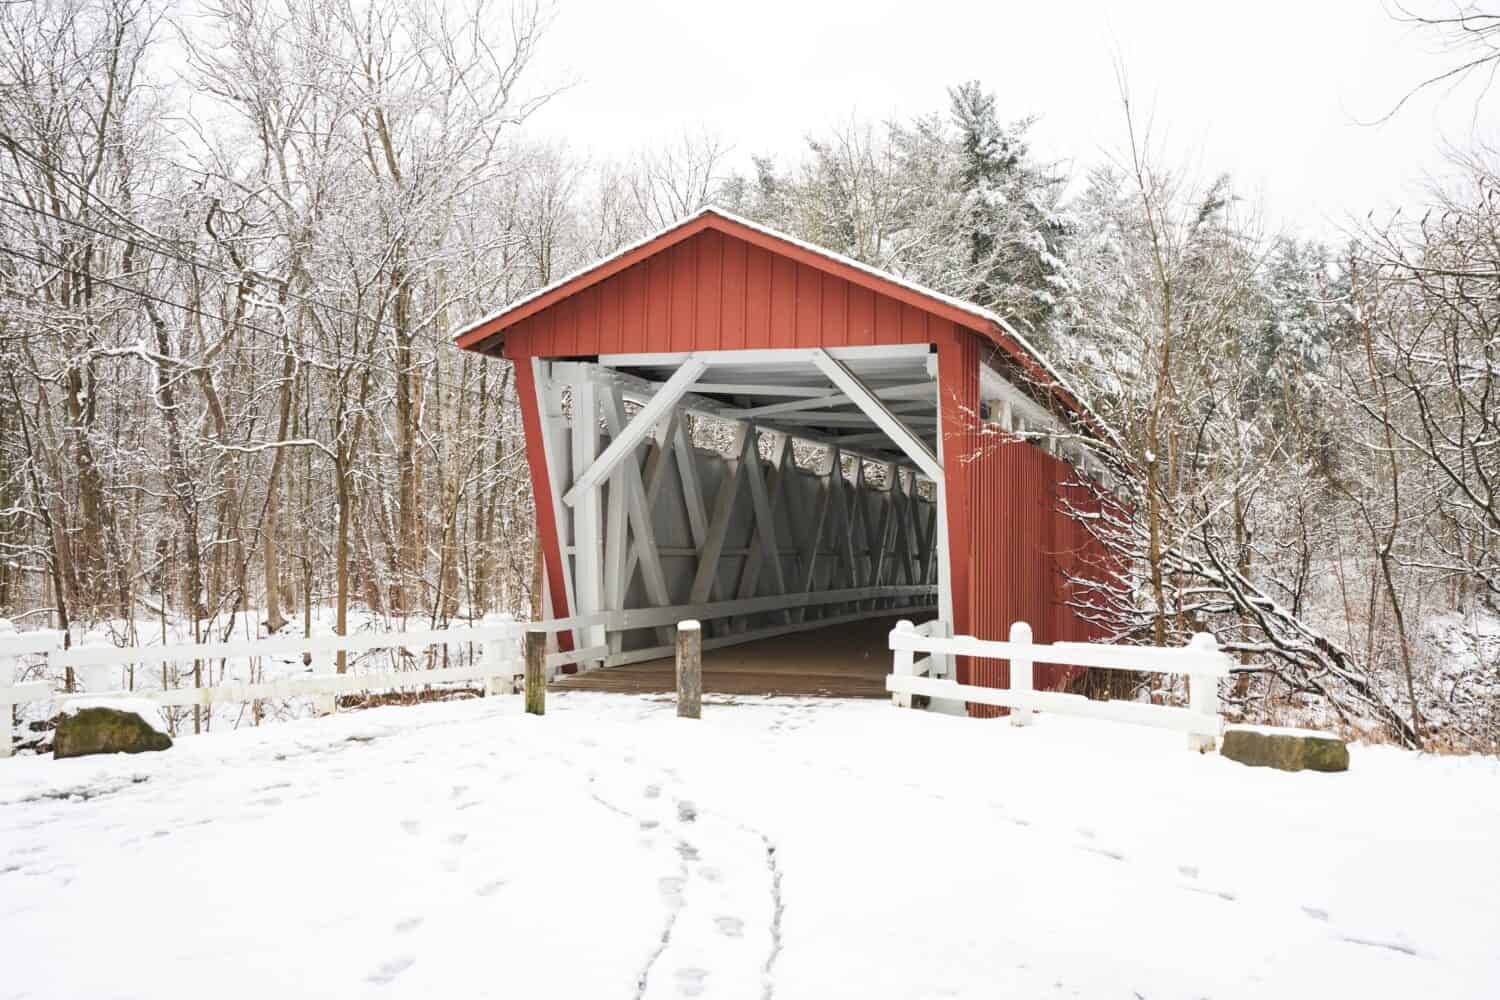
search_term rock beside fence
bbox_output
[1220,724,1348,773]
[54,707,172,759]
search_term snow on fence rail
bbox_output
[886,620,1232,750]
[0,613,605,758]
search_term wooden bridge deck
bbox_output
[551,613,934,699]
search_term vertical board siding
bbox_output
[745,243,771,345]
[938,328,1106,718]
[512,359,573,651]
[768,253,797,348]
[503,229,947,356]
[794,262,822,347]
[821,272,848,347]
[696,229,723,350]
[721,235,747,350]
[599,278,622,355]
[936,331,981,698]
[669,241,695,352]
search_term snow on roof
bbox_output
[455,205,1109,437]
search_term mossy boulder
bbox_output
[1221,724,1348,773]
[53,707,172,759]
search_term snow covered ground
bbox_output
[3,693,1498,999]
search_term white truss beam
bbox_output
[563,356,707,506]
[812,350,943,482]
[739,381,936,419]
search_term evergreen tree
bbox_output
[945,81,1073,338]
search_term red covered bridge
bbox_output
[456,208,1109,712]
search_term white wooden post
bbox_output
[931,618,953,679]
[890,619,916,708]
[480,613,514,697]
[570,372,606,657]
[1187,632,1221,752]
[312,646,337,716]
[1009,621,1034,727]
[1,619,15,758]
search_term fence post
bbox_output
[524,629,546,716]
[675,620,702,719]
[480,613,514,697]
[311,645,336,717]
[933,619,953,679]
[1009,621,1034,727]
[0,619,15,758]
[889,620,916,708]
[1187,632,1221,752]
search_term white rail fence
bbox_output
[0,613,624,758]
[886,620,1232,750]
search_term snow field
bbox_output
[2,693,1498,999]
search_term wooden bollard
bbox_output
[675,620,702,719]
[524,629,546,716]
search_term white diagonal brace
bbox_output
[689,424,748,606]
[564,357,708,506]
[735,431,791,612]
[799,465,832,592]
[741,429,790,601]
[624,411,680,591]
[601,388,673,610]
[739,381,937,419]
[810,350,942,482]
[672,420,709,549]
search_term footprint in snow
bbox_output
[676,801,697,824]
[714,915,744,938]
[1187,886,1237,902]
[447,832,468,846]
[393,917,423,934]
[476,879,506,897]
[366,957,414,985]
[675,841,700,862]
[1343,935,1418,957]
[644,784,662,799]
[399,820,420,835]
[450,785,468,800]
[675,967,708,997]
[1177,864,1199,880]
[658,876,685,900]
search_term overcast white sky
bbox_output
[526,0,1496,238]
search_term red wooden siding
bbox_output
[512,359,573,651]
[938,328,1105,718]
[499,230,957,360]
